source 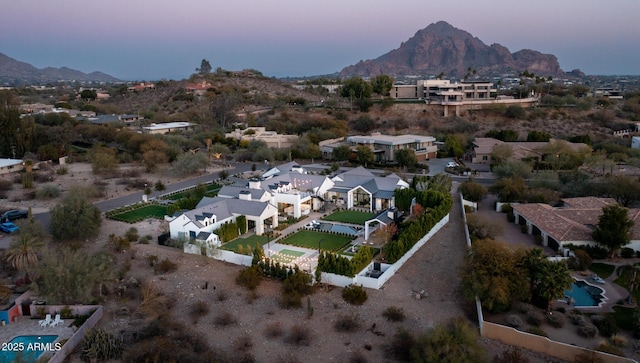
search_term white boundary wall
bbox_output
[321,213,450,289]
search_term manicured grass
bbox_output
[163,184,221,200]
[279,230,352,252]
[109,205,167,223]
[270,249,305,264]
[222,234,270,253]
[323,210,375,225]
[590,262,616,279]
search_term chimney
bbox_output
[239,190,251,201]
[387,207,396,220]
[248,178,261,190]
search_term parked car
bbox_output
[1,209,28,222]
[0,222,19,233]
[446,161,459,168]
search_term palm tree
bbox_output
[4,232,44,273]
[518,247,545,302]
[535,261,573,312]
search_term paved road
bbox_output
[33,162,256,228]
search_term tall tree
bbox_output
[534,260,573,311]
[49,187,102,241]
[355,145,374,167]
[395,148,417,170]
[0,90,21,158]
[196,59,212,74]
[370,75,394,96]
[332,145,352,162]
[461,239,527,313]
[459,180,487,202]
[4,233,44,273]
[33,248,115,304]
[593,204,634,258]
[340,77,373,112]
[517,247,545,302]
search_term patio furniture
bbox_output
[39,314,52,327]
[49,314,64,327]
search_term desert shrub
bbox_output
[547,312,565,328]
[56,167,68,175]
[506,314,523,328]
[518,302,534,314]
[574,351,605,363]
[621,247,635,258]
[597,342,624,356]
[191,300,210,318]
[107,234,130,251]
[285,324,312,346]
[579,323,599,338]
[382,306,405,322]
[60,305,73,319]
[264,321,284,339]
[146,254,158,266]
[216,290,228,302]
[556,307,566,313]
[154,258,177,274]
[493,347,530,363]
[568,249,592,270]
[609,334,628,347]
[214,311,237,326]
[526,310,544,326]
[36,185,61,199]
[125,227,139,242]
[342,284,367,305]
[526,326,548,337]
[386,328,416,362]
[591,315,618,337]
[233,333,253,352]
[348,351,368,363]
[236,265,263,291]
[81,328,124,361]
[334,314,361,332]
[137,236,150,244]
[570,313,587,326]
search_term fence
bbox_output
[47,305,103,363]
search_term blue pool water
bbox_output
[564,280,605,307]
[0,335,59,363]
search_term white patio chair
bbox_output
[39,314,52,327]
[49,314,64,327]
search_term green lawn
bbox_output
[163,184,221,200]
[270,249,305,264]
[109,205,167,223]
[221,234,270,253]
[279,230,352,252]
[323,210,375,225]
[590,262,616,279]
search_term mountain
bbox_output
[0,52,119,84]
[339,21,563,78]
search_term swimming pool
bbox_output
[564,280,606,307]
[0,335,59,363]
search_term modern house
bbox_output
[468,137,591,165]
[185,81,212,95]
[0,159,23,176]
[329,167,409,213]
[390,79,538,116]
[321,133,437,162]
[142,122,195,134]
[225,127,298,149]
[169,196,278,247]
[512,197,640,252]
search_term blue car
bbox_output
[0,222,19,233]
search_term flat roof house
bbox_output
[142,122,195,135]
[0,159,23,176]
[345,133,437,162]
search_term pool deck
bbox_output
[552,271,635,313]
[0,316,74,358]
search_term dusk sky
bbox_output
[2,0,639,80]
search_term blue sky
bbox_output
[1,0,638,80]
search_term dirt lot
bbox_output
[1,163,571,361]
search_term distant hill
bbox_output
[0,52,119,84]
[339,21,564,78]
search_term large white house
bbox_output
[169,161,408,246]
[169,196,278,248]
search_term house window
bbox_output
[482,156,488,161]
